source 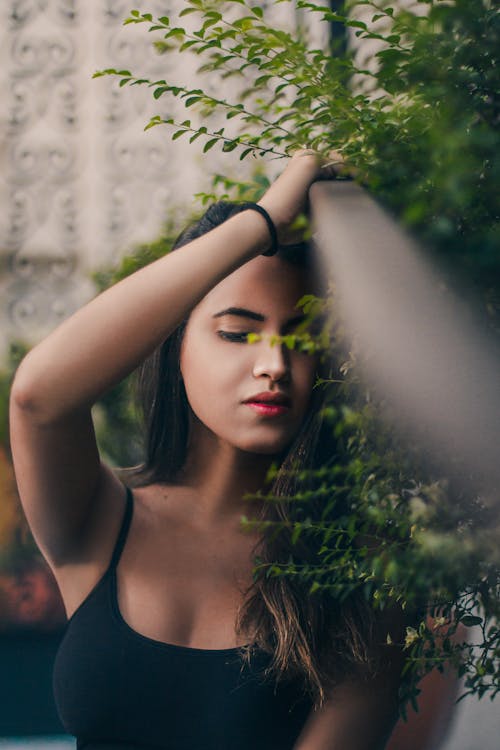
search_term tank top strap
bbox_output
[109,485,134,570]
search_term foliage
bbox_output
[94,0,500,296]
[89,0,500,712]
[247,295,499,711]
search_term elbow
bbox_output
[10,382,46,427]
[10,355,40,413]
[10,353,93,426]
[10,353,61,424]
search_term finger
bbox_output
[289,147,319,158]
[320,150,359,180]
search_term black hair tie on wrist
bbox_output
[241,202,279,256]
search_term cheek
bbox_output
[180,327,318,436]
[180,332,244,417]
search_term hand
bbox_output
[258,149,349,244]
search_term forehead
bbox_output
[192,255,315,322]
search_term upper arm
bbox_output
[9,377,124,569]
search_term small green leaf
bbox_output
[164,27,185,39]
[144,116,163,131]
[204,11,222,21]
[203,138,219,152]
[233,17,255,31]
[180,40,199,51]
[461,615,483,627]
[240,148,255,161]
[255,74,273,87]
[346,20,367,30]
[202,17,221,30]
[222,141,238,152]
[247,333,261,343]
[291,523,302,544]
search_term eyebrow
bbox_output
[212,307,306,327]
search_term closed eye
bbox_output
[217,331,251,343]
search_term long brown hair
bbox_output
[125,202,391,708]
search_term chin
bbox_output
[235,434,295,456]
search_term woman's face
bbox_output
[179,254,319,455]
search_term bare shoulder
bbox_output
[50,465,130,619]
[50,473,177,619]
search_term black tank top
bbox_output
[53,485,313,749]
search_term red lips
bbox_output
[243,391,291,407]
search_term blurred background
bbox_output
[0,1,498,748]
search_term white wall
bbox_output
[0,0,309,358]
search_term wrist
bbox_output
[256,199,288,236]
[289,149,323,175]
[241,203,278,256]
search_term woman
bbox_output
[9,151,413,750]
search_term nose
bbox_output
[252,336,291,384]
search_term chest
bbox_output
[52,488,314,748]
[117,509,260,649]
[54,606,312,750]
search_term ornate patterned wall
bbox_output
[0,0,323,362]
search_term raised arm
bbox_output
[9,151,328,572]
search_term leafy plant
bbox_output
[94,0,500,294]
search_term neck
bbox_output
[176,417,281,526]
